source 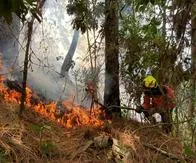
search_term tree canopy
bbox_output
[0,0,41,23]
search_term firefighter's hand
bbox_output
[135,106,144,113]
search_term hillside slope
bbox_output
[0,100,192,163]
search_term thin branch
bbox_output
[143,143,185,161]
[132,119,193,134]
[95,100,136,111]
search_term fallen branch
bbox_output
[143,143,184,161]
[71,140,93,160]
[132,119,194,134]
[71,135,112,160]
[108,105,136,111]
[95,100,136,111]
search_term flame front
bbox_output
[34,100,103,128]
[0,61,104,128]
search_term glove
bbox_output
[135,106,144,113]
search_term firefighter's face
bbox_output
[143,85,151,90]
[143,85,153,94]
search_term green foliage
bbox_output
[121,108,129,118]
[30,124,51,134]
[102,121,112,133]
[0,0,41,24]
[118,0,192,106]
[30,124,55,157]
[184,145,196,158]
[135,0,166,11]
[119,11,166,104]
[0,150,7,163]
[40,140,56,157]
[30,124,52,145]
[30,124,43,132]
[66,0,104,33]
[142,17,161,36]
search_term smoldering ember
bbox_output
[0,0,195,162]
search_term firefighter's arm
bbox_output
[135,95,151,113]
[142,95,151,109]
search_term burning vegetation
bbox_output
[0,59,104,129]
[0,61,194,163]
[0,78,104,128]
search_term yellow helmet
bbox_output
[143,75,157,88]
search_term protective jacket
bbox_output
[142,85,176,110]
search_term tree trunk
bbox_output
[19,0,46,116]
[190,1,196,147]
[19,20,34,116]
[190,1,196,122]
[60,29,79,76]
[162,1,166,39]
[104,0,120,117]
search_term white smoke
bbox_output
[0,0,99,108]
[0,14,21,80]
[18,0,87,102]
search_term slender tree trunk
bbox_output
[60,30,79,76]
[162,2,166,39]
[104,0,120,118]
[19,20,34,116]
[92,0,97,69]
[175,107,179,136]
[86,29,94,70]
[190,1,196,147]
[19,0,46,116]
[190,0,196,121]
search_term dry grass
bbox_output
[0,102,194,163]
[0,104,40,162]
[110,118,185,163]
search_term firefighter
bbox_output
[136,75,176,133]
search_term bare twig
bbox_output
[108,105,136,111]
[71,140,93,160]
[143,143,185,161]
[132,119,193,134]
[95,101,136,111]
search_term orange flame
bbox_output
[0,64,104,128]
